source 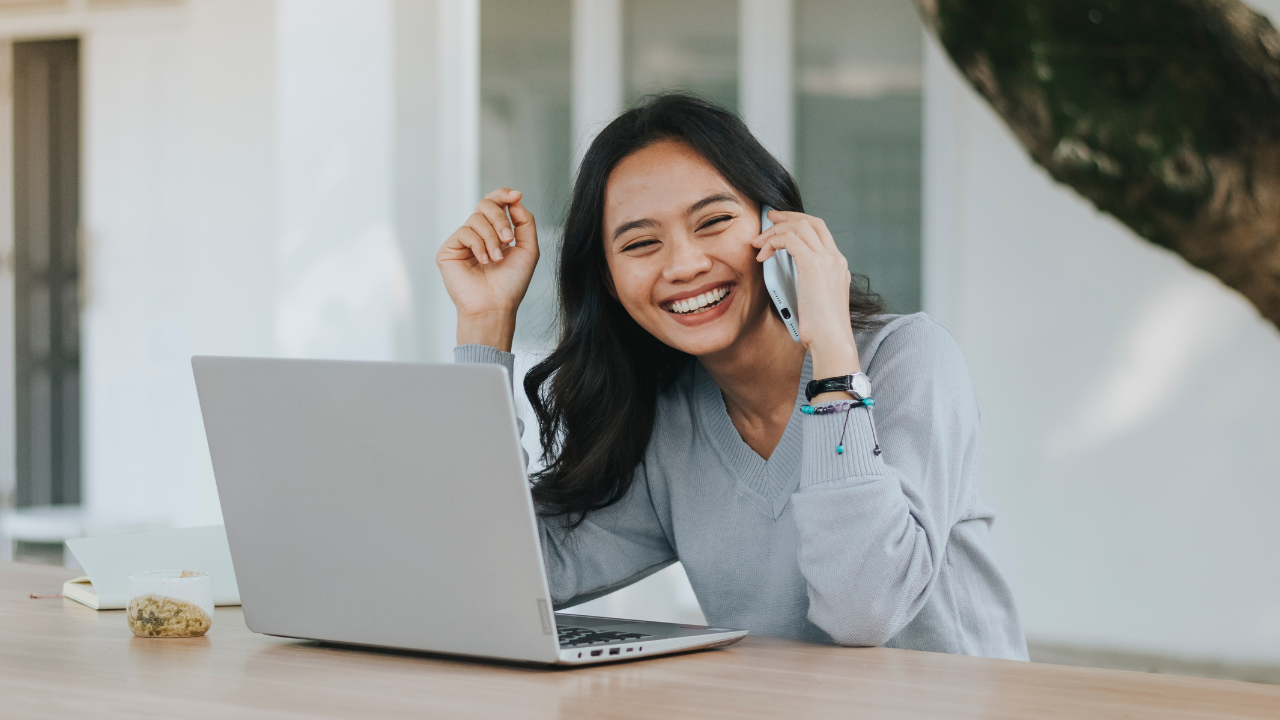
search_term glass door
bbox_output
[13,38,81,507]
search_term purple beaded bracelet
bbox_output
[801,398,881,456]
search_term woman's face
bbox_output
[602,140,775,357]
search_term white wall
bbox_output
[571,0,622,172]
[739,0,792,168]
[0,0,472,533]
[428,0,478,361]
[924,4,1280,662]
[0,39,13,507]
[83,9,212,531]
[275,0,403,362]
[393,0,440,363]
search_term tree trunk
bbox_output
[916,0,1280,330]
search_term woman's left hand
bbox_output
[752,209,861,379]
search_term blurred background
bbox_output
[0,0,1277,682]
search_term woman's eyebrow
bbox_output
[687,193,738,215]
[612,217,659,242]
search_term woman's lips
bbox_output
[664,283,733,314]
[664,285,736,326]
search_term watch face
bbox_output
[851,373,872,398]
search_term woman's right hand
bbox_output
[437,188,539,351]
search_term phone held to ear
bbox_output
[760,206,801,343]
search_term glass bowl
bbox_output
[127,570,214,638]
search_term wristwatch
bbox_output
[805,372,871,402]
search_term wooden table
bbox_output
[3,562,1278,719]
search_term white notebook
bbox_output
[62,525,241,610]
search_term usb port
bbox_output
[590,650,603,657]
[609,647,620,655]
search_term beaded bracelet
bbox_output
[801,398,882,456]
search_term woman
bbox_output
[437,94,1027,659]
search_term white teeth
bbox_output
[669,286,730,315]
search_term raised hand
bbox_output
[751,209,861,380]
[436,188,540,352]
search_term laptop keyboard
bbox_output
[557,625,653,648]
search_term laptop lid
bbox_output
[192,356,559,664]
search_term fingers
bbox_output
[756,212,848,269]
[760,217,823,254]
[443,226,492,266]
[440,189,537,267]
[793,218,845,269]
[476,199,516,255]
[755,221,820,261]
[796,214,840,255]
[755,230,803,262]
[465,211,506,263]
[481,188,524,230]
[755,228,847,276]
[506,196,539,254]
[480,188,539,258]
[484,187,521,205]
[755,237,778,261]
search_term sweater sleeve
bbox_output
[454,344,527,467]
[453,344,677,609]
[536,464,678,609]
[790,317,980,646]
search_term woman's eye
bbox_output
[622,239,657,252]
[698,215,732,231]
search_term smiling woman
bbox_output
[436,94,1027,659]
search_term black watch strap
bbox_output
[806,375,857,402]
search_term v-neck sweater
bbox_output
[456,313,1028,659]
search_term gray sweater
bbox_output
[456,313,1028,659]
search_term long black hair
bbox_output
[524,93,883,526]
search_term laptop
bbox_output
[191,356,747,665]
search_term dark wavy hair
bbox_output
[524,93,883,526]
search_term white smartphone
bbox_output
[760,206,801,343]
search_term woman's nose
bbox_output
[662,235,712,282]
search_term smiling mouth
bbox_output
[665,285,732,315]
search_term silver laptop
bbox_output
[191,356,746,665]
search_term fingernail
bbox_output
[491,248,503,261]
[500,227,514,242]
[509,189,521,197]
